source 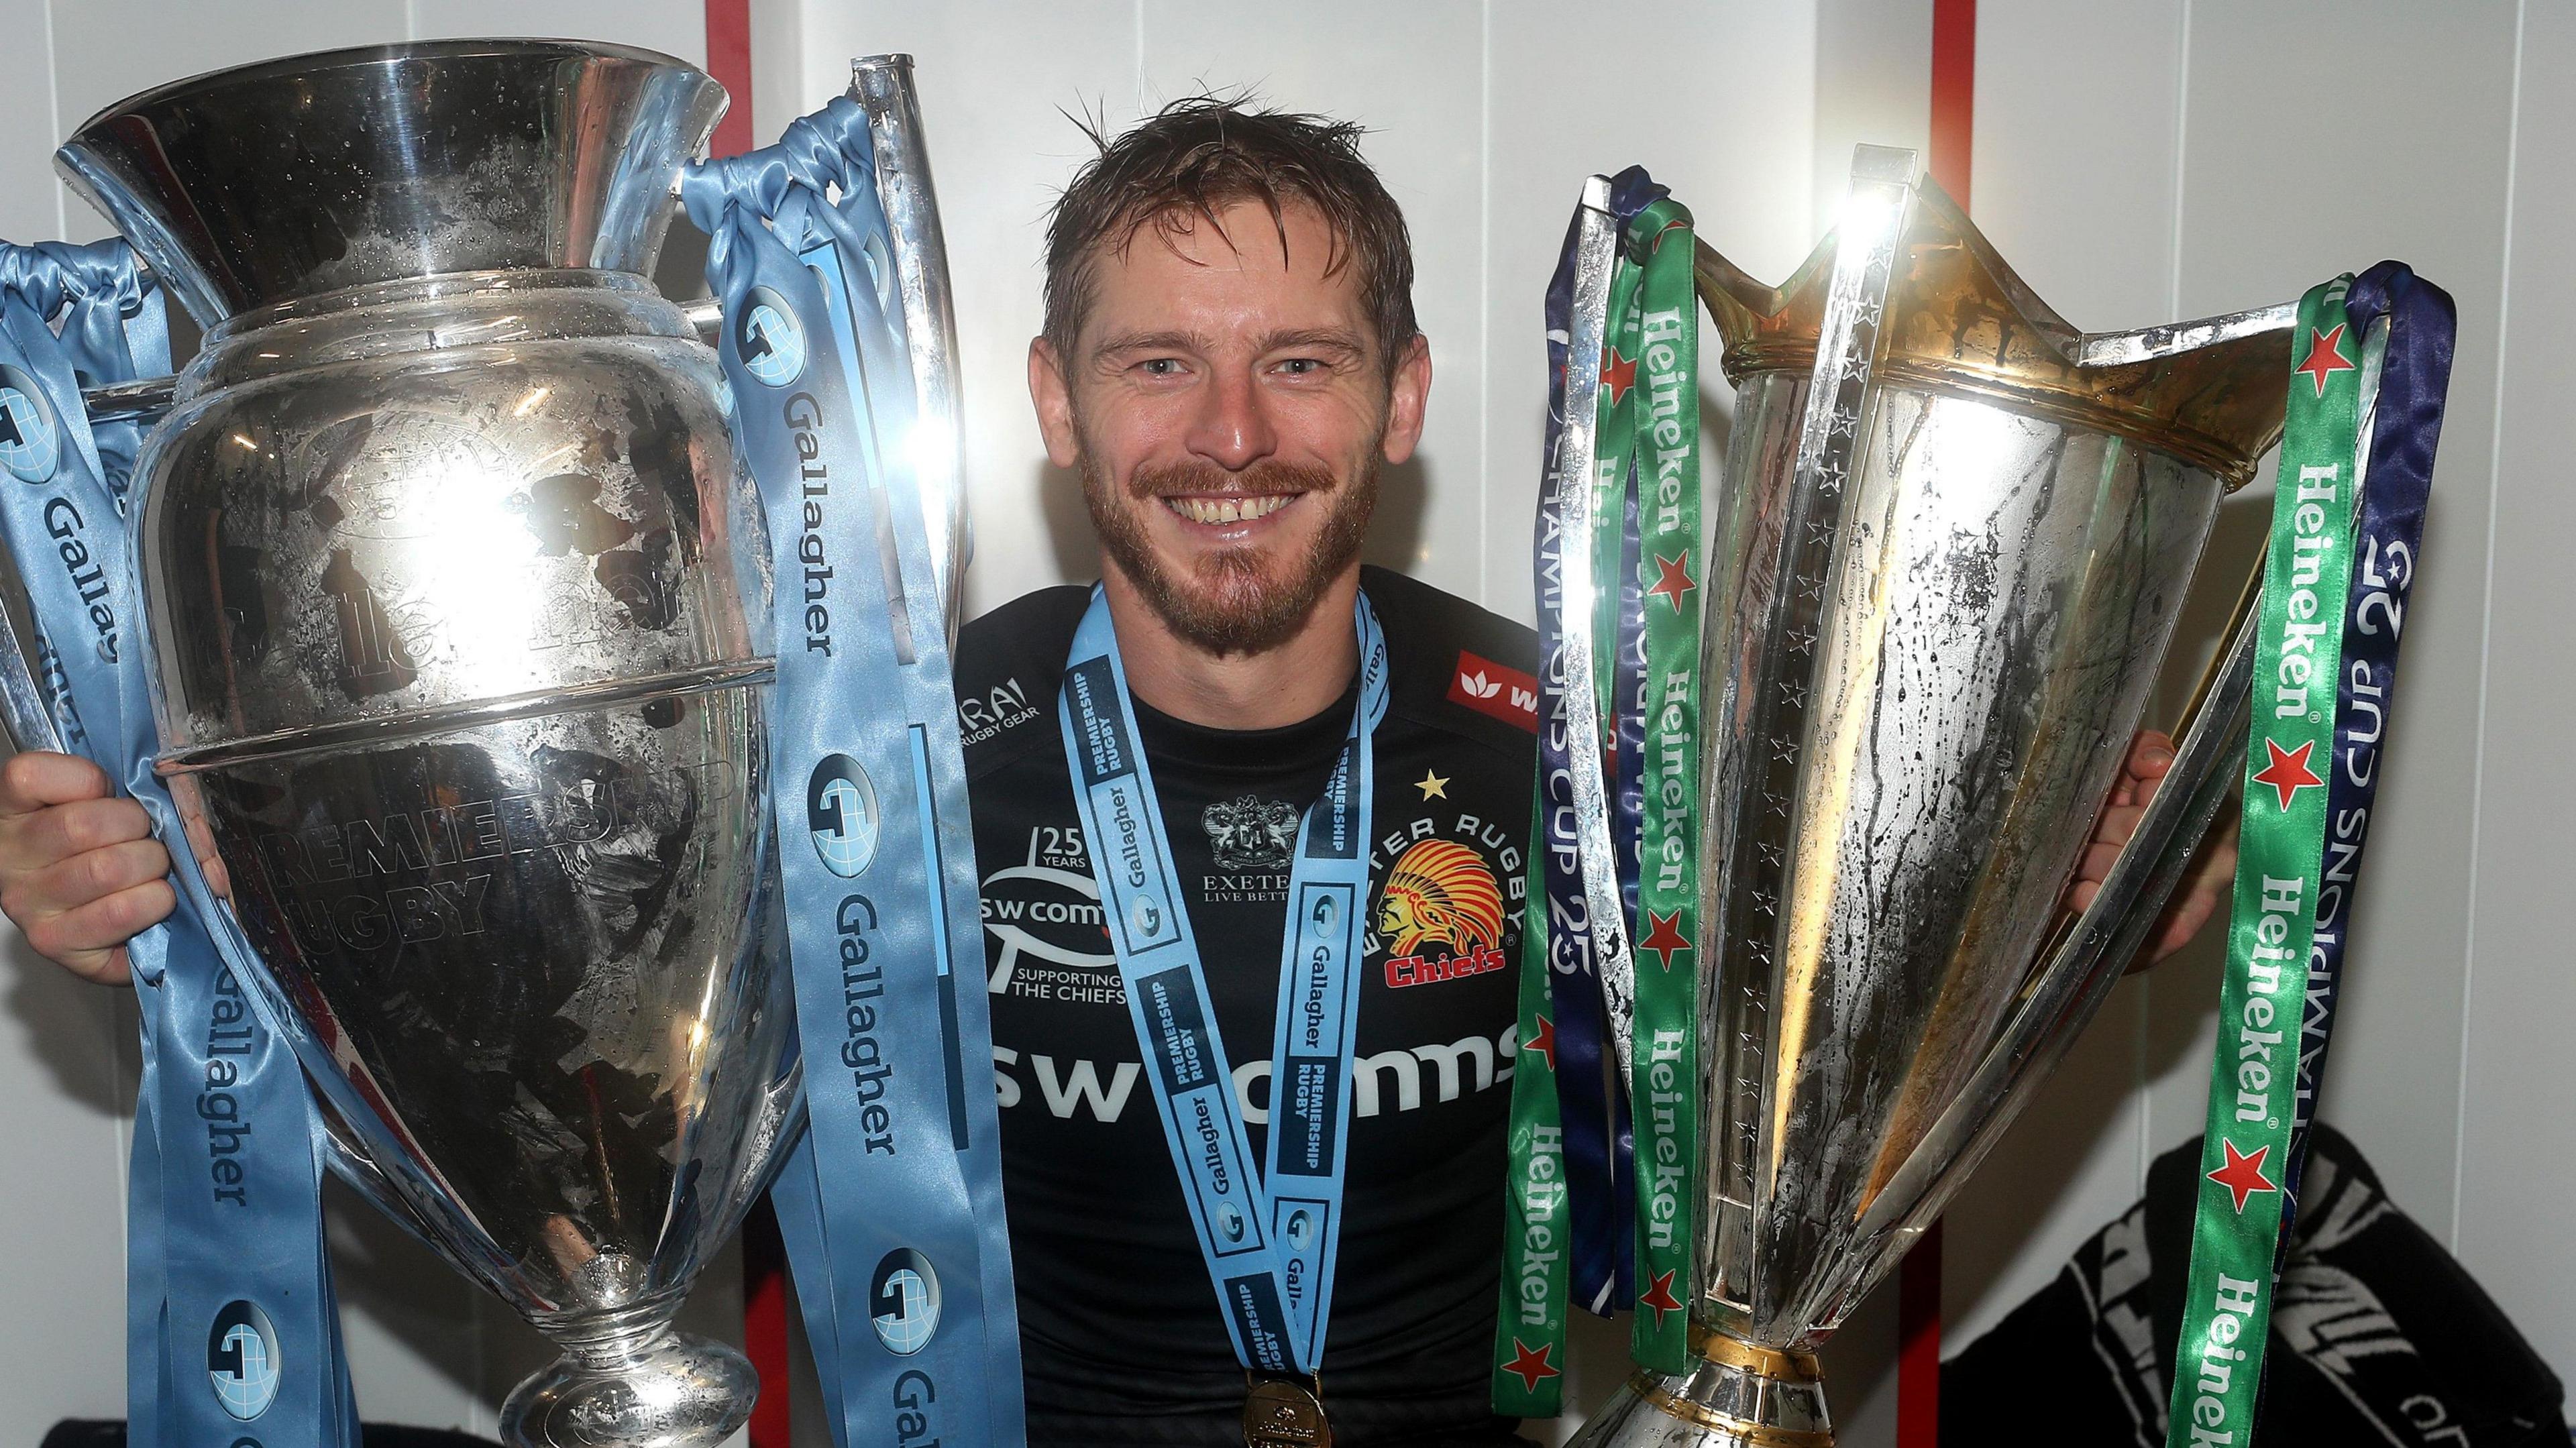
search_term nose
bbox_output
[1183,364,1279,474]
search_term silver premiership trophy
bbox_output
[1564,150,2301,1445]
[16,39,839,1446]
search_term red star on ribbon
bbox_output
[2294,322,2355,396]
[1601,346,1638,406]
[1638,1269,1684,1328]
[2253,737,2324,812]
[1639,909,1692,972]
[1502,1339,1561,1393]
[1646,551,1697,612]
[2206,1137,2280,1214]
[1524,1015,1557,1072]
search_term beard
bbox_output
[1081,450,1377,656]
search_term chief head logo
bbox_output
[1376,839,1505,958]
[206,1298,281,1421]
[0,365,60,484]
[806,753,879,878]
[869,1247,941,1355]
[736,286,808,388]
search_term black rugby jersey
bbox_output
[954,566,1538,1447]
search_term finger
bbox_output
[7,796,154,873]
[2066,879,2100,915]
[2088,803,2147,852]
[2127,731,2178,783]
[0,751,115,816]
[181,806,232,901]
[21,878,173,981]
[21,837,173,916]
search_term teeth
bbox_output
[1167,494,1292,525]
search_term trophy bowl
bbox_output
[60,40,796,1447]
[1567,154,2290,1446]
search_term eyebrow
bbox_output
[1090,326,1370,359]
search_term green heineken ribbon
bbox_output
[1493,809,1571,1415]
[1599,199,1705,1372]
[2165,276,2363,1448]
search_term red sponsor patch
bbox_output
[1448,650,1538,732]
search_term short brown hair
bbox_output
[1042,95,1418,372]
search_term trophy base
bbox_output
[1566,1328,1833,1448]
[498,1322,757,1448]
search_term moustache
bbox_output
[1124,458,1341,501]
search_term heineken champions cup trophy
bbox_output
[49,42,802,1445]
[1565,150,2298,1445]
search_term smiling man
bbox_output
[0,96,2214,1448]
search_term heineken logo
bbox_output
[1599,345,1636,406]
[1638,909,1690,971]
[1645,552,1695,612]
[2253,738,2324,811]
[1501,1339,1560,1393]
[2294,321,2356,396]
[2206,1138,2280,1214]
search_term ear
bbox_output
[1028,337,1083,469]
[1380,333,1432,466]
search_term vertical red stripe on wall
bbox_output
[705,0,754,158]
[712,3,776,1439]
[1927,0,1976,209]
[1897,1217,1944,1447]
[1902,19,1971,1444]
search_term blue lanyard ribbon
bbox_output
[2274,260,2454,1256]
[0,239,352,1448]
[1056,588,1387,1375]
[682,98,1023,1448]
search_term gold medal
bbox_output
[1242,1373,1332,1448]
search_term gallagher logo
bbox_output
[207,1298,282,1421]
[869,1247,942,1355]
[807,753,879,878]
[736,286,808,388]
[1448,650,1538,732]
[0,365,60,485]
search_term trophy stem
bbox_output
[1566,1326,1833,1448]
[500,1307,758,1448]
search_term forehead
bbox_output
[1081,197,1365,346]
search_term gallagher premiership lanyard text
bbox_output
[1058,588,1388,1376]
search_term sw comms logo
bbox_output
[207,1298,281,1421]
[807,753,880,878]
[869,1247,943,1355]
[0,364,60,485]
[736,286,808,388]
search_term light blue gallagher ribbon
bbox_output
[0,240,354,1448]
[1057,588,1389,1378]
[682,99,1023,1448]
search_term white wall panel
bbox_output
[2459,0,2576,1383]
[2182,0,2518,1246]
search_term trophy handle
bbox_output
[849,54,972,646]
[1825,313,2388,1313]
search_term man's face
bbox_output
[1030,198,1430,654]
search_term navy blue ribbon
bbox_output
[0,239,353,1448]
[2274,261,2455,1254]
[1533,168,1664,1314]
[682,98,1023,1448]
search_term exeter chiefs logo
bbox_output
[1375,838,1504,957]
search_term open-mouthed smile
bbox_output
[1161,494,1297,526]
